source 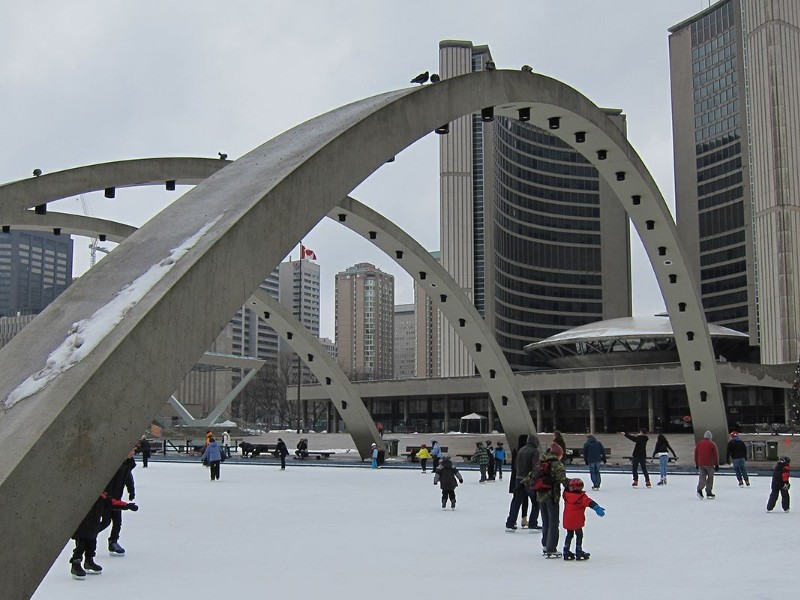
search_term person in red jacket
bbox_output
[561,478,605,561]
[694,430,720,500]
[766,456,790,512]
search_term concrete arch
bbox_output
[331,196,535,445]
[0,70,726,598]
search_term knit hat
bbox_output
[730,431,739,438]
[550,443,564,459]
[704,430,713,439]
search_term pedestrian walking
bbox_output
[416,443,432,473]
[766,455,790,512]
[726,431,750,487]
[652,433,678,486]
[694,430,720,499]
[200,437,224,481]
[275,437,289,470]
[561,478,605,561]
[582,434,606,490]
[470,441,491,482]
[494,442,506,480]
[622,428,652,487]
[433,456,464,509]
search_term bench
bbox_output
[401,446,448,462]
[564,447,611,465]
[239,442,279,458]
[293,450,335,460]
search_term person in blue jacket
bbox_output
[582,434,607,490]
[494,442,507,480]
[200,437,224,481]
[371,443,379,469]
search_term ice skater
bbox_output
[652,433,678,486]
[562,478,605,561]
[98,447,136,557]
[766,455,791,512]
[433,456,463,509]
[416,443,432,473]
[534,443,570,558]
[494,441,506,480]
[622,429,651,487]
[200,436,224,481]
[726,431,750,487]
[694,430,720,499]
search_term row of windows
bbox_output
[496,155,601,193]
[700,243,746,267]
[692,24,734,61]
[495,256,602,287]
[694,70,738,106]
[699,229,745,252]
[496,214,600,246]
[496,128,598,178]
[495,287,603,315]
[692,42,736,76]
[696,141,741,169]
[694,83,738,116]
[702,274,747,295]
[497,171,600,206]
[495,271,602,300]
[697,156,741,183]
[701,258,746,281]
[495,312,599,342]
[501,119,587,159]
[695,131,741,155]
[699,202,744,238]
[693,59,738,91]
[698,170,742,197]
[695,115,740,143]
[694,99,739,129]
[690,2,736,47]
[495,230,601,271]
[496,185,600,220]
[698,185,743,211]
[705,305,748,325]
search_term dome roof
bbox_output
[523,315,749,368]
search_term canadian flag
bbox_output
[300,244,316,260]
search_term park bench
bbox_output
[402,445,448,462]
[564,447,611,465]
[293,450,335,460]
[239,442,279,458]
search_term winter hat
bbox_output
[371,443,377,447]
[704,430,713,439]
[550,443,564,459]
[568,478,584,492]
[730,431,739,438]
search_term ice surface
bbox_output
[33,463,793,600]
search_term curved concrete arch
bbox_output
[0,71,726,598]
[330,196,535,445]
[0,210,136,241]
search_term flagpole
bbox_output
[296,246,302,434]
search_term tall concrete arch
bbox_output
[0,70,727,598]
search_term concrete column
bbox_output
[444,397,451,433]
[647,388,655,432]
[487,396,494,432]
[588,391,596,434]
[534,392,543,431]
[604,391,612,432]
[403,398,409,430]
[426,398,432,433]
[551,393,558,432]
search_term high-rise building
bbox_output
[0,230,73,317]
[394,303,416,379]
[415,251,441,379]
[669,0,800,365]
[438,40,632,374]
[279,257,321,383]
[335,262,395,380]
[231,268,281,370]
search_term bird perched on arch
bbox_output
[410,71,429,84]
[521,65,533,73]
[430,73,441,83]
[218,152,228,160]
[32,168,42,177]
[484,61,496,71]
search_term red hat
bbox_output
[730,431,739,438]
[550,443,564,459]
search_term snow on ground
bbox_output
[34,463,793,600]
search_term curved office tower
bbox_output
[439,40,632,372]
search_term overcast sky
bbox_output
[1,0,713,339]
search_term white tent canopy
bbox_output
[459,412,487,433]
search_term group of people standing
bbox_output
[469,439,507,482]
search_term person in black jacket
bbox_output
[136,435,152,468]
[99,448,137,556]
[433,456,464,509]
[275,438,289,470]
[652,433,678,486]
[766,456,790,512]
[725,432,750,487]
[583,434,607,490]
[505,434,541,531]
[622,428,651,487]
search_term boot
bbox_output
[108,541,126,556]
[563,549,576,561]
[745,479,750,487]
[738,479,744,487]
[70,559,86,580]
[450,501,456,510]
[645,480,652,488]
[632,480,638,487]
[657,478,665,486]
[442,500,447,509]
[521,517,529,528]
[576,549,591,560]
[83,558,103,574]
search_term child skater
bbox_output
[562,478,605,561]
[416,443,432,473]
[766,455,791,512]
[433,456,464,510]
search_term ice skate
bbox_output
[576,550,591,560]
[631,480,638,487]
[505,524,518,532]
[521,517,529,528]
[442,501,447,510]
[545,551,562,559]
[108,541,126,556]
[657,478,665,486]
[83,558,102,574]
[697,490,704,499]
[70,560,86,580]
[645,480,652,488]
[706,492,715,499]
[451,502,456,510]
[563,550,576,561]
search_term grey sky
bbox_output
[1,0,711,339]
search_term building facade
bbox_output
[0,230,73,317]
[438,40,632,374]
[394,303,416,379]
[279,257,321,384]
[670,0,800,365]
[335,262,395,380]
[414,253,441,379]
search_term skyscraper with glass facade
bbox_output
[669,0,800,365]
[438,40,632,374]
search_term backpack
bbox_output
[531,458,555,491]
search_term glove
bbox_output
[125,503,139,512]
[593,505,605,517]
[714,465,719,472]
[128,493,135,501]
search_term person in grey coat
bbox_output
[505,434,541,531]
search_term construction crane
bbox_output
[78,195,110,267]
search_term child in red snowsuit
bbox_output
[561,478,604,561]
